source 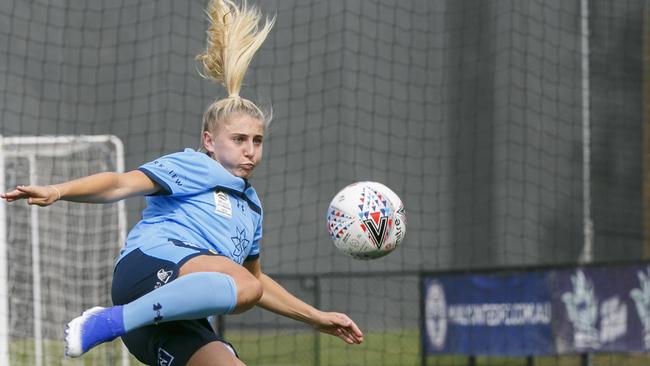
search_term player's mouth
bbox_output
[239,163,255,172]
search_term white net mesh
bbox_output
[1,136,129,366]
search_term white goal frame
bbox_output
[0,135,129,366]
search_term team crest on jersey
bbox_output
[214,191,232,218]
[231,227,250,263]
[157,269,173,284]
[158,347,174,365]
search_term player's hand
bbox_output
[1,185,60,206]
[312,311,364,344]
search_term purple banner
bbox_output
[422,263,650,356]
[552,265,650,353]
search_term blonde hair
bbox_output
[196,0,275,151]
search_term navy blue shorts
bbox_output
[111,241,238,365]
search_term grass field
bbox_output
[7,331,650,366]
[228,330,650,366]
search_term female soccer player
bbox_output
[1,1,363,365]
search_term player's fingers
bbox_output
[336,324,363,344]
[334,328,355,344]
[321,324,361,344]
[344,329,363,344]
[333,313,364,338]
[1,188,29,201]
[336,329,354,344]
[340,327,363,344]
[317,312,363,344]
[340,334,355,344]
[19,185,56,205]
[327,319,362,344]
[24,189,51,206]
[348,321,364,339]
[3,187,22,196]
[17,185,46,196]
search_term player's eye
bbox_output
[253,137,263,145]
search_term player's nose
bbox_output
[243,141,255,157]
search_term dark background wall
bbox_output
[0,0,643,274]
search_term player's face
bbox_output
[204,114,264,179]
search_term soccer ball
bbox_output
[326,181,406,259]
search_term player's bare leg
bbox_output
[187,341,246,366]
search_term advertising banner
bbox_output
[552,265,650,353]
[422,263,650,356]
[423,272,553,355]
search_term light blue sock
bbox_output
[65,272,237,357]
[122,271,238,332]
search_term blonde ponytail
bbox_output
[196,0,275,151]
[197,0,274,97]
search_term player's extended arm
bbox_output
[1,170,160,206]
[243,258,364,345]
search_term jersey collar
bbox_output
[193,149,262,212]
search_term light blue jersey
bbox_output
[117,148,263,265]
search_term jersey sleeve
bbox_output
[245,213,262,261]
[138,149,227,196]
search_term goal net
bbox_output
[0,136,129,366]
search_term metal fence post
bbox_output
[314,275,321,366]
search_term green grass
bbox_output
[229,329,421,366]
[9,337,139,366]
[8,332,650,366]
[227,330,650,366]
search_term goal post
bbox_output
[0,135,129,366]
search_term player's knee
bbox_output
[248,278,263,303]
[234,276,262,312]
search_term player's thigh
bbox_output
[121,319,240,366]
[179,253,251,279]
[187,341,246,366]
[180,254,262,311]
[113,240,224,305]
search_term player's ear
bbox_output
[202,130,216,155]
